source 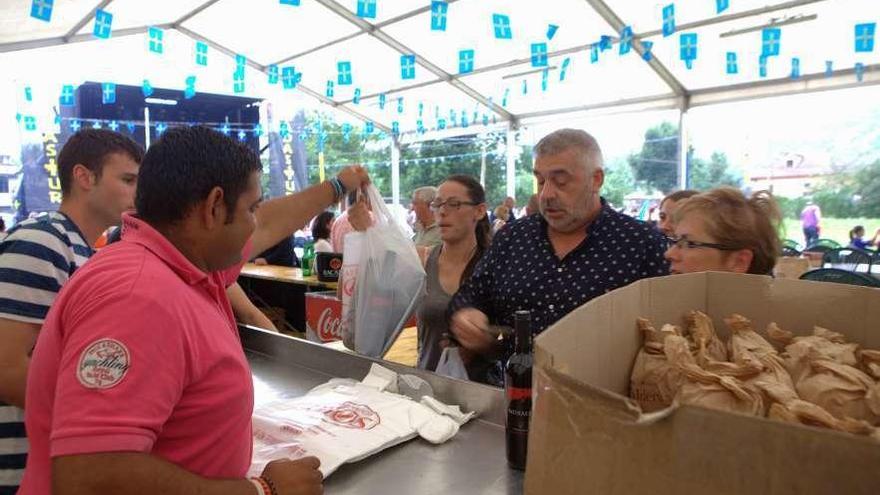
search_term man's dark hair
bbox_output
[135,126,261,227]
[59,129,144,194]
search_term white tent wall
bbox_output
[1,0,879,203]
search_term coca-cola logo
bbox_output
[322,401,380,430]
[317,307,342,341]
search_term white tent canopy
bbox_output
[1,0,878,199]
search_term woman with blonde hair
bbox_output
[664,187,782,275]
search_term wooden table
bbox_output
[239,263,338,290]
[238,263,338,332]
[322,327,419,368]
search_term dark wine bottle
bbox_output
[505,310,533,471]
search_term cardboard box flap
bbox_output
[535,273,710,397]
[535,281,641,397]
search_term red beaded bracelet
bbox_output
[249,476,272,495]
[262,474,279,495]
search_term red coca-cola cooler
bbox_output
[305,291,343,343]
[306,291,418,344]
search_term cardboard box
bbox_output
[526,272,880,495]
[773,256,811,280]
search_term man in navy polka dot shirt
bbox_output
[449,128,669,384]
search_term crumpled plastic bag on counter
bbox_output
[248,364,475,478]
[435,346,470,381]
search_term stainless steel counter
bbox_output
[241,325,524,495]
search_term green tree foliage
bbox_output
[628,122,740,194]
[297,113,537,208]
[400,132,511,207]
[514,145,536,207]
[689,151,742,191]
[602,158,636,207]
[302,114,391,196]
[776,195,809,220]
[772,161,880,219]
[628,122,679,194]
[850,160,880,217]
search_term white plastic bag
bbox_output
[340,231,363,350]
[346,184,426,357]
[435,347,470,381]
[249,366,475,479]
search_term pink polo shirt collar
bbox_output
[120,213,212,286]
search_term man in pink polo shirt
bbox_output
[20,126,369,495]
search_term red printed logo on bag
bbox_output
[77,339,131,389]
[323,401,380,430]
[342,273,357,297]
[329,258,343,270]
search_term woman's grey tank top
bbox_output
[416,246,452,371]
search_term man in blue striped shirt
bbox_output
[0,129,143,493]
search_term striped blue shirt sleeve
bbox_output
[0,226,72,324]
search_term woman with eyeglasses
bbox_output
[416,174,491,373]
[664,187,782,275]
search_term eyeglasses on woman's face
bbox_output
[429,198,478,212]
[665,235,739,251]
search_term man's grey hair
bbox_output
[533,128,604,171]
[412,186,438,203]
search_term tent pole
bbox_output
[391,137,401,206]
[144,107,151,149]
[506,124,516,200]
[678,98,689,191]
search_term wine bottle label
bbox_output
[507,403,531,432]
[506,386,532,401]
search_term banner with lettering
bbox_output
[267,111,308,197]
[15,129,64,222]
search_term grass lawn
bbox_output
[782,218,880,248]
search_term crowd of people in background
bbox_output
[0,125,815,494]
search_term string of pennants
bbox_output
[15,113,410,150]
[13,113,494,168]
[322,150,501,169]
[16,98,501,146]
[24,0,877,135]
